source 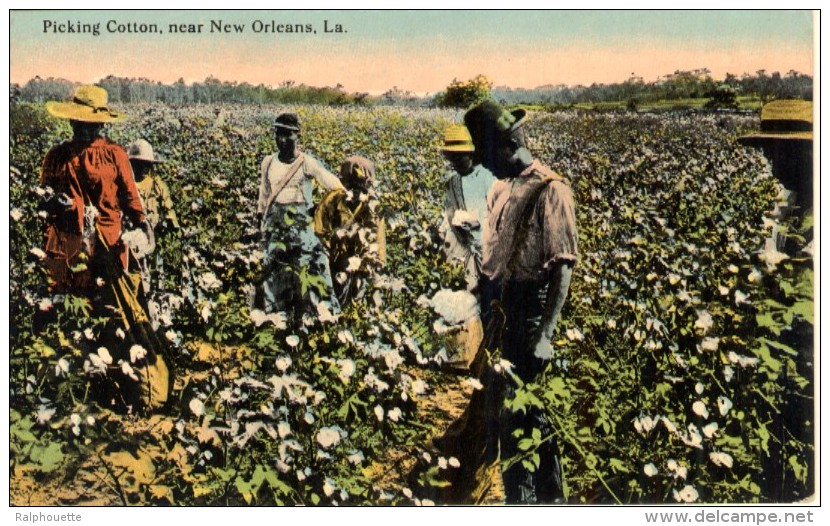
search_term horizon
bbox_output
[9,67,815,98]
[10,10,816,95]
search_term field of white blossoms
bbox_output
[8,101,814,505]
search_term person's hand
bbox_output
[451,209,481,232]
[139,220,156,254]
[533,336,555,360]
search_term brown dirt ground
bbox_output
[10,342,503,506]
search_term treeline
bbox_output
[10,68,812,108]
[9,75,414,107]
[491,68,813,106]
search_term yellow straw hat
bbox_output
[440,124,475,153]
[46,85,125,123]
[739,99,812,144]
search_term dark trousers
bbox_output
[480,276,565,504]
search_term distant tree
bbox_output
[704,84,739,110]
[434,74,493,108]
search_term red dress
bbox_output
[40,136,146,291]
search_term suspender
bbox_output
[262,153,306,216]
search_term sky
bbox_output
[9,10,817,94]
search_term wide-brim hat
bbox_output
[738,99,813,145]
[127,139,164,163]
[464,99,528,151]
[440,124,475,153]
[45,85,125,123]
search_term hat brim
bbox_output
[274,123,300,131]
[46,101,125,123]
[738,132,813,145]
[509,108,528,130]
[129,155,165,164]
[440,145,475,153]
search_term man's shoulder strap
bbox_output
[263,153,306,215]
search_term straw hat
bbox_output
[45,85,125,123]
[739,99,813,145]
[440,124,475,153]
[127,139,164,163]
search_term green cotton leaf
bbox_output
[425,466,451,487]
[791,300,814,324]
[545,377,570,401]
[609,458,631,474]
[235,466,267,504]
[517,438,535,451]
[754,343,782,375]
[505,389,544,414]
[28,441,64,472]
[755,312,782,336]
[788,455,809,484]
[310,493,320,505]
[211,467,236,483]
[757,422,770,456]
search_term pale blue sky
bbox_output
[10,10,815,93]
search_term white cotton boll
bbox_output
[374,405,384,422]
[121,229,153,259]
[250,309,267,327]
[275,355,292,372]
[697,337,719,352]
[673,485,699,503]
[388,407,402,422]
[120,361,139,381]
[55,358,70,377]
[694,310,713,334]
[337,359,355,383]
[692,401,709,419]
[323,478,336,497]
[566,327,584,342]
[36,407,56,425]
[346,257,362,272]
[189,398,205,417]
[643,463,658,477]
[694,382,705,395]
[316,427,342,449]
[734,290,750,306]
[462,377,483,391]
[428,289,479,326]
[718,396,733,416]
[130,344,147,363]
[709,452,734,468]
[702,422,719,438]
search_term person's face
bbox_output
[443,151,475,175]
[130,160,153,181]
[275,127,298,156]
[481,127,527,178]
[70,120,104,144]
